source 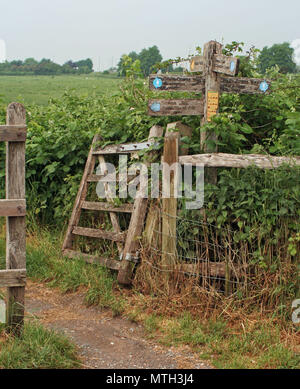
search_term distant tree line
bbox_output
[0,58,93,75]
[117,46,183,77]
[258,42,297,74]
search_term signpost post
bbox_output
[148,40,271,183]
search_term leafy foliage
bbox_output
[258,42,297,74]
[118,45,162,77]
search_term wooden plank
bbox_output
[165,121,193,156]
[87,173,137,183]
[0,199,26,217]
[179,153,300,169]
[144,203,161,249]
[0,269,26,287]
[149,74,205,93]
[98,155,123,255]
[201,41,223,184]
[161,128,179,268]
[117,126,163,285]
[213,54,239,76]
[62,136,97,251]
[81,201,133,213]
[63,250,121,271]
[148,99,204,116]
[190,55,204,72]
[180,261,246,278]
[72,226,126,242]
[190,54,239,76]
[0,125,27,142]
[93,142,152,155]
[6,102,26,335]
[220,76,272,94]
[180,262,226,278]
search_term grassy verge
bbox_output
[0,226,299,369]
[0,321,80,369]
[128,311,300,369]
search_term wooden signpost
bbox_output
[148,40,271,132]
[149,40,271,182]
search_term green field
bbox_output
[0,74,120,105]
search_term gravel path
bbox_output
[25,281,212,369]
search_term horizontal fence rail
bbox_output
[179,153,300,169]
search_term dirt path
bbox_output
[25,281,212,369]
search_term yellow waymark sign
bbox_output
[190,58,195,71]
[206,91,219,122]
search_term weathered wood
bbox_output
[201,41,223,146]
[190,55,204,72]
[0,199,26,217]
[179,153,300,169]
[161,128,179,267]
[62,136,98,251]
[81,201,133,213]
[144,203,161,249]
[6,102,26,335]
[201,41,223,184]
[117,126,163,285]
[148,99,204,116]
[180,262,226,278]
[98,155,123,255]
[190,54,239,76]
[72,226,126,242]
[220,76,272,94]
[63,250,121,271]
[213,54,239,76]
[93,141,153,155]
[0,125,27,142]
[149,74,205,93]
[87,173,137,183]
[165,121,192,156]
[0,269,26,287]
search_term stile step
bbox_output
[81,201,133,213]
[72,226,126,242]
[63,249,121,271]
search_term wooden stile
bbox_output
[63,125,163,286]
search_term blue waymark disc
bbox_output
[153,77,163,89]
[230,61,235,72]
[150,102,161,112]
[259,81,269,93]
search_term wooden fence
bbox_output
[158,125,300,283]
[0,103,26,335]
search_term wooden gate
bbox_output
[0,103,27,335]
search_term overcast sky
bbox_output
[1,0,299,70]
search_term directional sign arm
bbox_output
[190,54,239,76]
[149,74,205,93]
[148,99,204,116]
[220,77,272,94]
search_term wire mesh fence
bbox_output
[134,200,298,315]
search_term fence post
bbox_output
[161,126,179,267]
[6,103,26,335]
